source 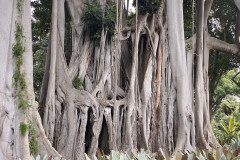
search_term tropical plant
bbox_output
[27,154,65,160]
[85,150,157,160]
[84,146,240,160]
[210,69,240,117]
[214,116,240,145]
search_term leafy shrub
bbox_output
[214,116,240,145]
[220,96,240,116]
[212,95,240,145]
[81,0,116,44]
[103,1,116,35]
[133,0,161,14]
[213,69,240,107]
[81,0,103,31]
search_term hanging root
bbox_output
[34,107,62,158]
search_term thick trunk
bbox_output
[195,0,220,149]
[2,0,234,159]
[167,0,194,154]
[38,0,230,159]
[0,1,62,159]
[0,1,31,159]
[42,0,58,144]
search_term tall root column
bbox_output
[195,0,220,149]
[39,0,223,159]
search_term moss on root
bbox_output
[28,122,38,155]
[19,122,28,135]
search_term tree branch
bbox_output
[207,36,240,56]
[186,34,240,57]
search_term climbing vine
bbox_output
[13,0,28,109]
[13,0,38,155]
[28,121,38,155]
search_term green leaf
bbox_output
[85,153,91,160]
[19,122,28,135]
[221,121,229,133]
[228,116,234,132]
[36,155,40,160]
[42,154,48,160]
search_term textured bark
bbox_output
[36,0,238,159]
[167,0,194,154]
[42,0,58,144]
[195,0,220,149]
[2,0,240,159]
[0,1,61,159]
[0,1,31,159]
[235,0,240,10]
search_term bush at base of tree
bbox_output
[212,95,240,145]
[84,141,240,160]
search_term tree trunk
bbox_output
[0,1,32,158]
[0,0,61,159]
[37,0,238,158]
[195,0,220,149]
[1,0,238,159]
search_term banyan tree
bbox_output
[0,0,240,159]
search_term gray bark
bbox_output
[0,0,61,159]
[0,1,31,159]
[2,0,239,159]
[37,0,237,158]
[235,0,240,11]
[195,0,220,149]
[167,0,194,154]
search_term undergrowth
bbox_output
[85,138,240,159]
